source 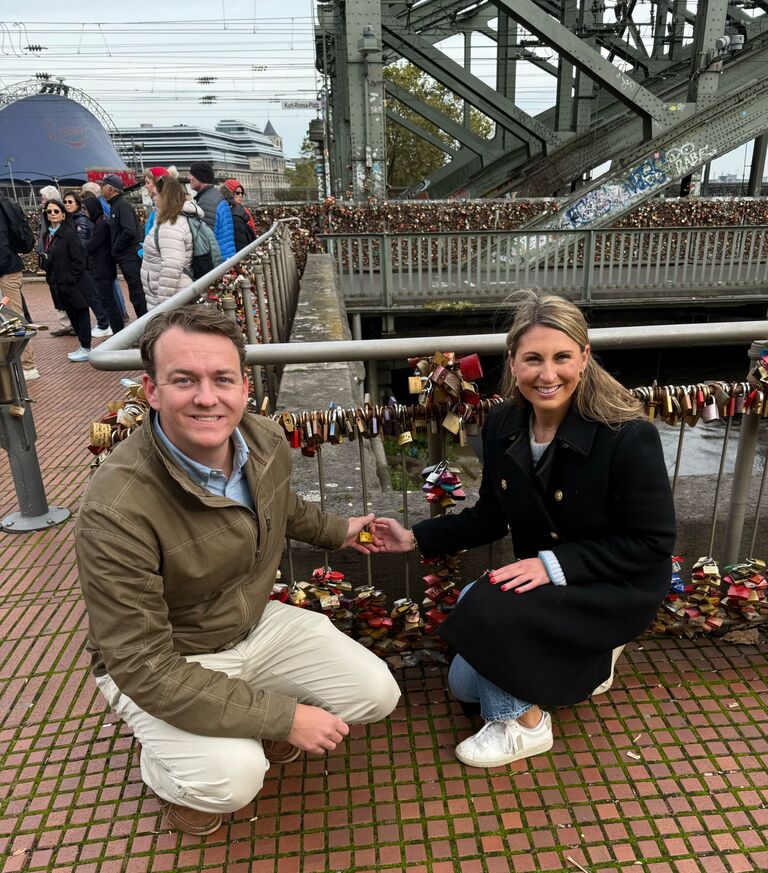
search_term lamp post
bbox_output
[6,158,18,202]
[135,142,145,176]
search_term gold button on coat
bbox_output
[501,479,508,490]
[554,490,563,502]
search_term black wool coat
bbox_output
[414,401,677,707]
[43,223,95,310]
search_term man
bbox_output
[75,305,400,837]
[188,161,236,260]
[100,174,147,318]
[0,192,38,379]
[82,181,128,323]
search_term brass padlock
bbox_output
[397,430,414,446]
[408,376,423,394]
[10,403,25,417]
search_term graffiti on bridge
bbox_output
[558,141,716,230]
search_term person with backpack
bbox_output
[100,174,147,319]
[188,162,235,260]
[140,176,212,310]
[0,192,39,380]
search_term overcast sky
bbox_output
[0,3,753,177]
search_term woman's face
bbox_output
[63,196,78,214]
[45,203,64,228]
[232,186,244,203]
[145,177,158,199]
[510,325,589,422]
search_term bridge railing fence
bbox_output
[322,226,768,305]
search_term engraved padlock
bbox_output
[701,395,720,422]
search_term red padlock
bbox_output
[459,353,483,381]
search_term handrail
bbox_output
[319,225,768,238]
[89,218,299,370]
[88,319,768,371]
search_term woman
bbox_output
[141,166,170,252]
[374,291,676,769]
[64,190,112,336]
[221,179,256,251]
[40,199,93,362]
[82,197,123,336]
[140,175,204,310]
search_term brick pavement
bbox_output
[1,283,767,872]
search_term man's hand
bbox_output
[489,558,551,594]
[342,513,382,554]
[286,703,350,755]
[369,517,414,553]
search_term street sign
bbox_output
[281,100,320,111]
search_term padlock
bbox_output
[701,395,720,422]
[408,376,423,394]
[397,430,414,446]
[442,408,461,434]
[10,403,25,417]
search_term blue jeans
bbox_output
[447,582,533,722]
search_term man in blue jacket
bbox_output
[188,162,235,261]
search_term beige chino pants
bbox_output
[96,600,401,814]
[0,272,34,369]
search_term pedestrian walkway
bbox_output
[1,284,767,873]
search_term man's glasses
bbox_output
[46,208,62,215]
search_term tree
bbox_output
[285,138,317,192]
[384,64,493,191]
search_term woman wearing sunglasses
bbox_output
[221,179,256,252]
[40,200,94,362]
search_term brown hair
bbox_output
[140,305,246,380]
[500,290,643,425]
[63,190,82,208]
[155,176,187,225]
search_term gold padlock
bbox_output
[408,376,423,394]
[397,430,414,446]
[442,410,461,434]
[90,421,113,447]
[10,403,25,418]
[357,529,374,544]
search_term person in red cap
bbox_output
[221,179,256,252]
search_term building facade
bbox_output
[115,118,287,200]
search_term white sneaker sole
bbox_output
[455,731,554,769]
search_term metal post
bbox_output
[357,436,372,586]
[427,425,443,519]
[252,259,278,401]
[268,244,287,341]
[401,448,410,599]
[262,254,284,344]
[237,276,264,409]
[582,231,595,303]
[1,332,70,532]
[722,340,768,563]
[351,313,362,341]
[366,359,379,404]
[708,415,734,558]
[747,135,767,197]
[316,447,330,571]
[220,292,238,323]
[6,158,18,203]
[381,233,394,310]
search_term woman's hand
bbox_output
[369,517,415,553]
[489,558,551,594]
[342,514,381,554]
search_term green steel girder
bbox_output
[385,108,458,155]
[382,15,562,150]
[531,76,768,230]
[385,80,500,156]
[493,0,673,135]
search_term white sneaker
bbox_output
[67,347,90,363]
[23,368,40,381]
[91,326,113,338]
[455,712,554,768]
[592,645,625,696]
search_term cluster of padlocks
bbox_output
[650,555,768,635]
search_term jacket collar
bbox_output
[495,400,599,457]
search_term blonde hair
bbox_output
[500,290,643,425]
[155,176,187,225]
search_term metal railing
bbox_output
[90,218,301,409]
[322,226,768,308]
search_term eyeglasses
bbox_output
[64,199,76,205]
[46,208,62,215]
[234,189,244,195]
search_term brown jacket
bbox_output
[75,412,348,740]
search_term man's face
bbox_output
[188,173,202,192]
[101,183,117,201]
[142,327,248,469]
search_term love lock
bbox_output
[701,394,720,422]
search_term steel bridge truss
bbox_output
[315,0,768,212]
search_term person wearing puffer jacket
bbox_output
[188,161,235,260]
[140,176,202,311]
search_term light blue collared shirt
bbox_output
[153,416,254,510]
